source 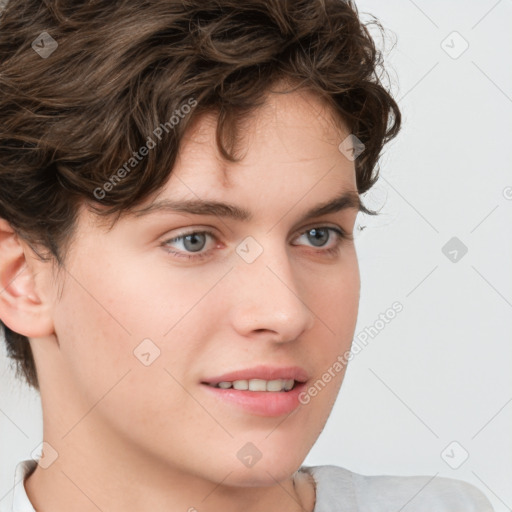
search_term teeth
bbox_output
[266,379,284,392]
[283,379,294,391]
[213,378,296,392]
[249,379,267,391]
[233,380,248,390]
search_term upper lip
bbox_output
[201,365,309,385]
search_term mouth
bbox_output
[203,378,298,392]
[199,366,309,417]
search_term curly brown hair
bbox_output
[0,0,401,390]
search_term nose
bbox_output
[227,238,316,343]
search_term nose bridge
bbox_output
[228,233,315,340]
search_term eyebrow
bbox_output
[131,190,366,223]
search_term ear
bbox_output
[0,218,55,338]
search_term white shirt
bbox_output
[10,459,494,511]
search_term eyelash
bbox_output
[162,226,352,261]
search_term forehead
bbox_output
[153,88,352,192]
[86,88,357,232]
[185,87,348,162]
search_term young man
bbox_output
[0,0,494,510]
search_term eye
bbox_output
[163,231,215,260]
[293,226,351,256]
[162,226,352,261]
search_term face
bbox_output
[31,88,361,488]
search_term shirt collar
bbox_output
[12,460,37,512]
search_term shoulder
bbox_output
[300,464,494,512]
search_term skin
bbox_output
[0,87,361,511]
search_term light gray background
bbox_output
[1,1,511,511]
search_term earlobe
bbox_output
[0,218,55,338]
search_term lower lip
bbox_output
[201,382,307,417]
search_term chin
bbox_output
[217,452,306,488]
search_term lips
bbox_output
[200,365,310,416]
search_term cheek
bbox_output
[53,252,210,392]
[312,252,360,339]
[53,273,132,391]
[51,264,194,435]
[306,254,359,394]
[52,252,152,382]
